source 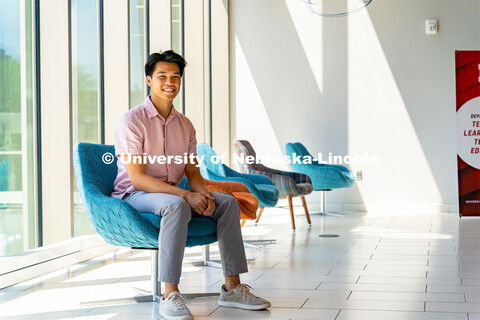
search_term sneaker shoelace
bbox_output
[169,292,190,311]
[237,284,259,299]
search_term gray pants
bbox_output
[124,191,249,284]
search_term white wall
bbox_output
[230,0,480,213]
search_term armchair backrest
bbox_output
[197,143,226,177]
[74,143,118,197]
[232,140,266,172]
[286,142,307,172]
[293,142,313,158]
[73,142,159,247]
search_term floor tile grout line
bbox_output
[299,298,309,308]
[206,306,219,317]
[346,291,353,300]
[254,274,264,281]
[333,309,342,320]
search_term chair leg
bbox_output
[81,249,162,305]
[241,219,246,227]
[320,190,327,215]
[246,208,276,248]
[255,207,264,225]
[288,195,296,230]
[319,191,347,218]
[301,196,311,225]
[81,247,221,306]
[193,244,222,268]
[151,250,159,300]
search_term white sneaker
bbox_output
[159,291,193,320]
[218,284,271,310]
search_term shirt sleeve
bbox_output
[114,114,144,156]
[187,120,197,156]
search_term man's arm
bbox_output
[122,154,211,215]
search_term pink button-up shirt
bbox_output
[111,96,197,199]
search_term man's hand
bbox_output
[184,192,215,215]
[184,192,208,214]
[203,198,216,216]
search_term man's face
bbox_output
[146,61,181,101]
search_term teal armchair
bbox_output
[285,142,354,216]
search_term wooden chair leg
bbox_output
[241,219,246,227]
[301,196,311,225]
[288,195,296,230]
[255,208,264,224]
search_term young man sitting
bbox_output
[111,50,271,320]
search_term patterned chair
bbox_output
[285,142,355,216]
[204,179,258,227]
[233,140,313,230]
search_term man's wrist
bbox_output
[179,189,190,199]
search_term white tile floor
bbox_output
[0,208,479,320]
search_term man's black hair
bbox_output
[145,50,187,77]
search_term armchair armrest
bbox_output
[202,170,261,194]
[295,163,354,186]
[247,168,300,197]
[224,166,275,185]
[263,166,312,185]
[205,179,250,193]
[206,185,234,196]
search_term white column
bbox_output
[211,0,230,162]
[184,0,205,142]
[104,0,130,145]
[40,0,73,244]
[149,0,171,54]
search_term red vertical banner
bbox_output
[456,51,480,216]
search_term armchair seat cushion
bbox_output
[139,212,217,237]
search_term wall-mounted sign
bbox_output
[455,51,480,216]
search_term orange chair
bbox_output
[204,179,258,227]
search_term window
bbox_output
[0,0,37,256]
[129,0,147,108]
[71,0,101,236]
[171,0,184,114]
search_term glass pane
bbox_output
[71,0,99,236]
[129,0,147,108]
[171,0,181,54]
[0,0,36,256]
[171,0,184,113]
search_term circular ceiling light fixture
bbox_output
[302,0,373,18]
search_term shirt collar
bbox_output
[145,96,178,121]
